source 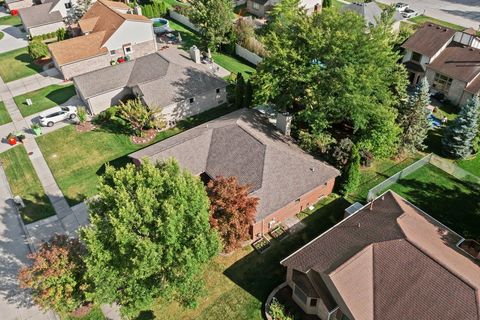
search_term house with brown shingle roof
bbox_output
[280,190,480,320]
[48,0,157,80]
[401,23,480,106]
[129,108,340,237]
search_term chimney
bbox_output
[190,45,201,64]
[276,112,292,136]
[134,5,142,16]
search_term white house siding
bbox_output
[59,53,111,80]
[426,68,467,106]
[86,88,132,115]
[103,20,157,54]
[156,88,227,123]
[402,49,431,69]
[28,21,66,37]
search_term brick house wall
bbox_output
[252,177,336,237]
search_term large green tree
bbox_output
[252,5,408,158]
[442,95,479,159]
[81,160,220,317]
[187,0,234,51]
[397,77,431,155]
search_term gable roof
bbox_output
[281,191,480,320]
[129,109,340,221]
[427,42,480,83]
[18,0,63,29]
[49,0,151,65]
[342,2,382,25]
[401,23,456,57]
[73,52,227,107]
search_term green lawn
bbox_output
[457,154,480,177]
[0,145,55,223]
[0,47,43,83]
[0,101,12,125]
[0,15,21,26]
[168,20,256,77]
[37,105,239,205]
[139,195,349,320]
[386,164,480,239]
[64,306,105,320]
[14,84,76,117]
[409,15,467,32]
[347,153,422,202]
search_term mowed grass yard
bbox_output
[14,84,76,117]
[0,15,21,26]
[0,47,43,83]
[168,20,256,77]
[0,145,55,223]
[0,101,12,125]
[37,105,238,206]
[385,164,480,239]
[140,196,349,320]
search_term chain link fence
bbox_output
[367,153,480,201]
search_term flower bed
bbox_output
[252,237,271,254]
[130,129,157,145]
[269,225,288,241]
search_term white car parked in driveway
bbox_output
[402,8,419,18]
[394,2,409,12]
[38,106,77,127]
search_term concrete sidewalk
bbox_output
[0,166,56,320]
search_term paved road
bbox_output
[0,166,55,320]
[379,0,480,29]
[0,25,28,54]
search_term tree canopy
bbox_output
[252,5,408,158]
[187,0,234,51]
[81,160,220,317]
[207,176,258,252]
[18,235,88,315]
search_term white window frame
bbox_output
[252,2,260,9]
[123,45,133,56]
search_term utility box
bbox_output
[190,45,201,64]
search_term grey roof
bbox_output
[73,52,226,107]
[129,109,340,221]
[18,1,63,28]
[342,2,396,26]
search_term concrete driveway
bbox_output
[379,0,480,29]
[0,167,55,320]
[0,25,28,54]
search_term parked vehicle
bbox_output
[38,106,77,127]
[402,8,418,18]
[394,2,409,12]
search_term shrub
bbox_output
[28,40,49,59]
[56,28,68,41]
[341,146,361,196]
[269,298,293,320]
[331,138,354,169]
[77,106,88,123]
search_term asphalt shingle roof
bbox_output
[129,109,340,221]
[18,0,63,28]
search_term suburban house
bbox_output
[281,191,480,320]
[129,108,340,237]
[402,23,480,106]
[73,50,228,121]
[5,0,33,11]
[247,0,321,17]
[48,0,157,80]
[341,2,402,32]
[18,0,73,36]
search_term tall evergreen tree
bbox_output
[398,77,431,154]
[341,146,361,195]
[235,73,245,108]
[442,95,480,159]
[82,160,220,317]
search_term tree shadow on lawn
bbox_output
[223,198,349,303]
[44,85,76,105]
[391,176,480,239]
[14,53,43,73]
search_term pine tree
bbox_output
[341,146,361,195]
[235,73,245,108]
[244,79,253,108]
[442,94,479,159]
[398,77,431,155]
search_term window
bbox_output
[253,2,260,9]
[216,88,221,94]
[293,285,308,306]
[189,97,195,104]
[433,73,453,93]
[309,298,317,307]
[110,50,116,55]
[411,51,422,63]
[64,1,72,9]
[123,45,133,55]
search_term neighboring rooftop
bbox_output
[73,52,227,107]
[282,191,480,320]
[48,0,150,65]
[18,0,63,29]
[401,23,456,57]
[341,2,402,27]
[428,42,480,83]
[129,109,340,221]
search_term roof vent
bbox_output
[436,26,441,29]
[428,23,433,27]
[310,167,315,172]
